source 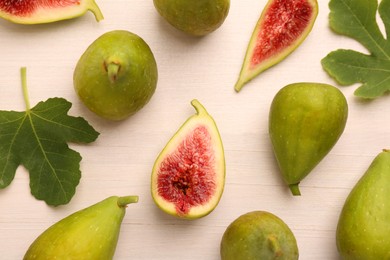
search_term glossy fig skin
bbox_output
[74,30,158,121]
[337,150,390,260]
[269,83,348,195]
[24,196,138,260]
[220,211,299,260]
[153,0,230,36]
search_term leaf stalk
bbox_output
[20,67,31,111]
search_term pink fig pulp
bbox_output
[0,0,103,24]
[235,0,318,92]
[151,100,225,219]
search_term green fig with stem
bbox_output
[269,82,348,195]
[74,30,158,121]
[337,150,390,259]
[220,211,299,260]
[24,195,138,260]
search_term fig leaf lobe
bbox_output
[322,0,390,98]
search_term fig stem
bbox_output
[234,78,246,92]
[106,62,121,84]
[191,99,208,116]
[20,67,31,111]
[268,235,283,257]
[117,196,139,208]
[289,184,301,196]
[88,0,104,22]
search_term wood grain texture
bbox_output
[0,0,389,259]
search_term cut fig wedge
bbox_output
[235,0,318,92]
[151,100,225,219]
[0,0,103,24]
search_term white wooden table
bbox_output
[0,1,389,259]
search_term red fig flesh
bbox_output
[151,100,225,219]
[235,0,318,92]
[0,0,103,24]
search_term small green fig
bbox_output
[24,196,138,260]
[74,30,158,121]
[269,82,348,195]
[220,211,299,260]
[153,0,230,36]
[337,150,390,260]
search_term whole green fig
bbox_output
[24,196,138,260]
[220,211,299,260]
[153,0,230,36]
[269,82,348,195]
[74,30,158,121]
[337,150,390,259]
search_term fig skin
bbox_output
[74,30,158,121]
[153,0,230,36]
[151,100,225,219]
[269,82,348,195]
[336,150,390,260]
[220,211,299,260]
[23,196,138,260]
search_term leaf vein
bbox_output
[339,0,389,59]
[0,115,27,183]
[27,113,68,201]
[31,112,94,138]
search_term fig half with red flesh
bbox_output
[0,0,103,24]
[234,0,318,92]
[151,100,225,219]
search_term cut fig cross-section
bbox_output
[151,99,225,219]
[0,0,103,24]
[234,0,318,92]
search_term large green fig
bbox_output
[74,30,158,121]
[337,150,390,259]
[24,196,138,260]
[220,211,299,260]
[153,0,230,36]
[269,83,348,195]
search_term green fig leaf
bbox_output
[321,0,390,98]
[0,68,99,206]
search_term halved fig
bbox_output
[234,0,318,92]
[151,99,225,219]
[0,0,103,24]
